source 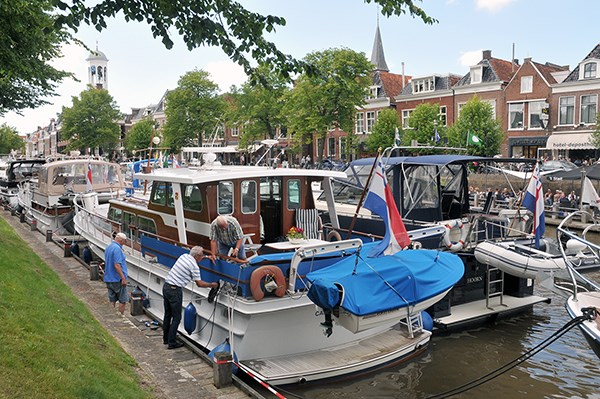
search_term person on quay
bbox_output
[104,232,129,315]
[208,215,246,261]
[163,246,217,349]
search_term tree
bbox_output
[162,70,226,150]
[226,64,290,149]
[284,48,373,162]
[590,112,600,148]
[402,103,444,149]
[124,117,154,153]
[55,1,436,80]
[446,95,504,156]
[365,108,401,153]
[60,86,122,154]
[0,124,25,153]
[0,0,72,116]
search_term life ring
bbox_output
[442,219,467,252]
[327,230,342,242]
[250,265,286,301]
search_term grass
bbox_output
[0,218,155,399]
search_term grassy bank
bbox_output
[0,218,154,398]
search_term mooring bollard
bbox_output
[213,351,233,388]
[64,242,71,257]
[552,202,559,219]
[129,287,144,316]
[20,211,25,223]
[89,261,99,281]
[30,219,37,231]
[10,207,16,215]
[46,229,53,242]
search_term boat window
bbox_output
[137,216,157,235]
[241,180,256,214]
[182,184,203,212]
[108,207,122,222]
[287,179,301,210]
[218,181,233,214]
[402,165,439,210]
[260,178,281,201]
[123,212,136,227]
[151,182,170,206]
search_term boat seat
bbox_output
[295,208,323,240]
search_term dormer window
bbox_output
[584,62,597,79]
[470,66,482,84]
[412,76,435,93]
[368,85,380,99]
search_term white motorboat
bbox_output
[72,161,462,384]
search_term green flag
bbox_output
[467,131,482,146]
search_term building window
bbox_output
[509,103,524,129]
[366,111,376,133]
[581,94,598,124]
[231,126,239,137]
[355,112,365,133]
[520,76,533,93]
[328,137,335,157]
[369,85,380,99]
[584,62,597,79]
[470,66,482,84]
[412,77,435,93]
[439,106,447,126]
[457,103,466,118]
[529,101,544,129]
[559,96,574,125]
[402,109,413,129]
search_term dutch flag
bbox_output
[86,162,93,193]
[363,155,411,257]
[522,163,545,249]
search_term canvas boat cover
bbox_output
[306,249,464,316]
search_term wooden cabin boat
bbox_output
[72,162,463,384]
[18,158,125,235]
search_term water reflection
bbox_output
[289,270,600,399]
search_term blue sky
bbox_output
[2,0,599,134]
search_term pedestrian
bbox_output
[163,246,217,349]
[306,155,311,168]
[300,156,306,169]
[208,215,246,261]
[104,232,129,315]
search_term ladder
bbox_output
[486,265,507,310]
[399,311,423,338]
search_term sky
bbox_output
[2,0,599,135]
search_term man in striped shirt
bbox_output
[209,215,246,261]
[163,246,217,349]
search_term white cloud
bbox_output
[459,49,483,67]
[204,61,248,92]
[475,0,516,13]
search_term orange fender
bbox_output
[250,265,286,301]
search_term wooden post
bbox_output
[30,219,37,231]
[213,352,233,388]
[20,211,25,223]
[89,261,99,281]
[64,242,71,257]
[46,229,53,242]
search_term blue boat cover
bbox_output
[306,249,464,316]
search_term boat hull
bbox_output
[566,292,600,359]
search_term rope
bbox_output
[233,361,288,399]
[426,311,596,399]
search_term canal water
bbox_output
[284,226,600,399]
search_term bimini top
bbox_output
[349,154,536,168]
[134,165,347,185]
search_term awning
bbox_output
[545,133,594,150]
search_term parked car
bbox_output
[320,158,346,170]
[539,160,578,173]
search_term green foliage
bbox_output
[0,218,152,398]
[446,95,504,156]
[162,69,226,150]
[402,103,444,148]
[0,0,73,116]
[60,86,122,154]
[124,117,154,153]
[225,64,290,149]
[284,47,373,161]
[365,109,401,152]
[0,124,25,153]
[54,1,435,80]
[591,112,600,148]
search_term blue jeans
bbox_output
[163,284,183,346]
[218,241,246,259]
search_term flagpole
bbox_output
[345,149,381,239]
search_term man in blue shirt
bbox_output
[104,232,128,315]
[163,246,217,349]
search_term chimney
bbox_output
[524,57,532,63]
[482,50,492,60]
[402,62,405,89]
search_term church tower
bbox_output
[370,18,389,72]
[86,44,109,89]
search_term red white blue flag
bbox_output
[86,162,93,192]
[522,162,545,249]
[363,155,411,257]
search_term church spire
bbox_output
[370,21,389,72]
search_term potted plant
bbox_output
[286,226,306,244]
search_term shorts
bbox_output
[106,281,129,304]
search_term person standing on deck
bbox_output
[104,232,129,315]
[208,215,246,261]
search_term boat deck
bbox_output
[240,326,430,385]
[434,294,550,331]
